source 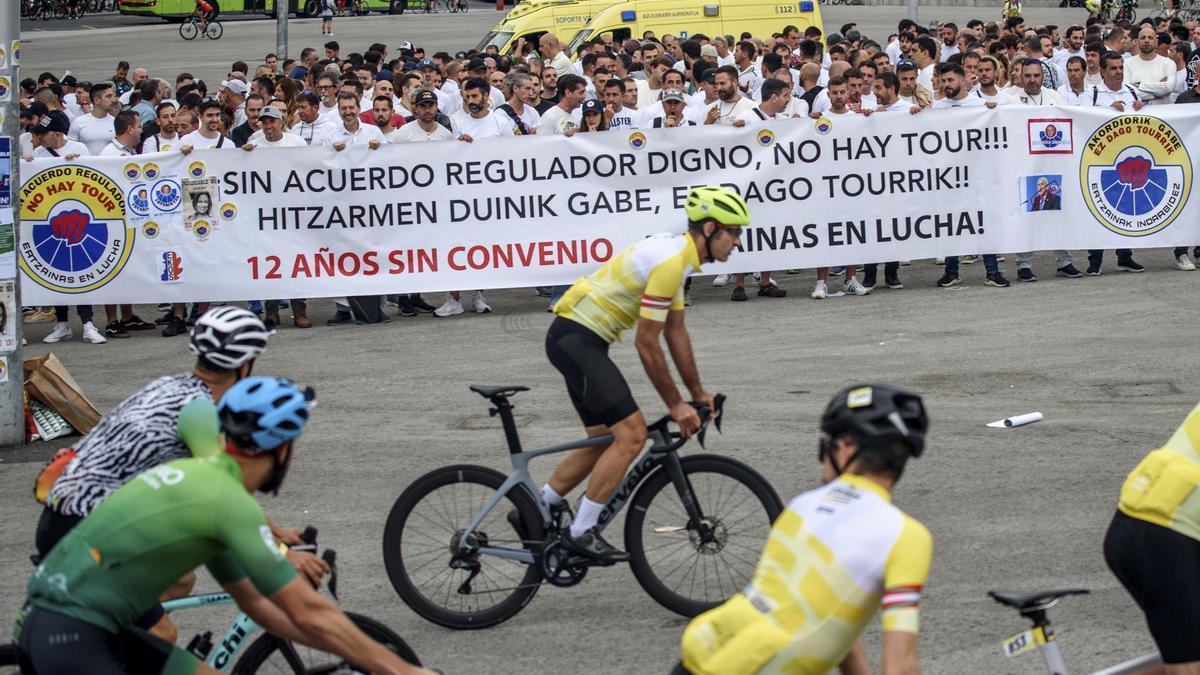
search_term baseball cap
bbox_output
[60,74,78,87]
[221,79,249,96]
[582,98,604,114]
[662,88,686,103]
[258,106,283,119]
[466,58,488,72]
[397,40,414,51]
[36,110,69,134]
[701,68,717,84]
[623,38,642,53]
[454,51,468,60]
[22,101,49,119]
[377,69,394,82]
[414,89,439,106]
[700,44,718,58]
[418,59,436,70]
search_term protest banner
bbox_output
[17,106,1198,304]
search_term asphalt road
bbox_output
[1,248,1191,674]
[9,5,1187,674]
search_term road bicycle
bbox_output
[383,385,784,629]
[988,588,1160,674]
[0,528,421,673]
[179,12,223,40]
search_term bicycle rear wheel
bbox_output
[625,454,783,617]
[232,612,420,673]
[205,21,223,39]
[0,644,18,674]
[179,21,198,39]
[383,464,545,629]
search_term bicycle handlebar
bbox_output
[289,526,339,601]
[647,393,726,450]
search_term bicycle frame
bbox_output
[162,592,260,671]
[454,395,703,562]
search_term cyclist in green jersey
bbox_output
[16,377,432,675]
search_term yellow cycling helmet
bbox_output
[683,186,750,227]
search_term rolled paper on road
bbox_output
[987,412,1044,429]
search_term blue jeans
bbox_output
[550,285,569,305]
[945,255,998,275]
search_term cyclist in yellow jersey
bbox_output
[1104,402,1200,668]
[543,185,748,563]
[675,384,932,675]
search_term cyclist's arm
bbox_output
[880,631,920,675]
[635,316,683,408]
[222,577,309,643]
[662,309,707,402]
[634,253,692,408]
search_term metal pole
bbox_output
[907,0,918,23]
[276,0,288,63]
[0,2,24,447]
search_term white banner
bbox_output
[18,106,1200,304]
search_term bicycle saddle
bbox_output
[469,384,530,399]
[988,588,1089,610]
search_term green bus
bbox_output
[117,0,411,21]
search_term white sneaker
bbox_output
[845,278,872,296]
[712,274,729,287]
[43,322,73,343]
[935,258,945,265]
[1176,255,1196,271]
[811,280,827,300]
[433,295,464,317]
[81,321,107,344]
[472,291,492,314]
[751,272,761,282]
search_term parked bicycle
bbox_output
[988,588,1160,674]
[179,12,223,40]
[383,386,783,629]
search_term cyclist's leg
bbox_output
[1104,510,1200,669]
[34,506,83,558]
[16,606,132,674]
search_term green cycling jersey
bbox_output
[26,401,295,633]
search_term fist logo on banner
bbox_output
[1081,116,1191,236]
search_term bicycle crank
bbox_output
[538,540,590,587]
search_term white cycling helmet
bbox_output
[189,306,270,370]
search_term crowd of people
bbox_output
[17,10,1200,345]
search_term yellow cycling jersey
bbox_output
[681,474,933,675]
[553,233,701,344]
[1119,401,1200,541]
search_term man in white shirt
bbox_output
[99,110,142,157]
[735,40,763,102]
[142,102,180,153]
[704,66,757,126]
[644,88,696,128]
[395,89,453,142]
[931,64,993,109]
[913,36,939,92]
[180,100,232,150]
[370,95,405,142]
[315,73,341,121]
[1124,24,1177,105]
[939,23,960,62]
[973,56,1013,104]
[1084,42,1106,87]
[1054,25,1086,66]
[1085,51,1144,276]
[495,72,540,135]
[463,58,506,111]
[604,79,642,129]
[321,92,385,150]
[1005,58,1064,106]
[1058,56,1090,106]
[450,77,515,140]
[865,72,912,114]
[30,111,89,160]
[243,106,307,148]
[291,93,336,145]
[537,74,586,135]
[68,82,116,155]
[219,79,249,128]
[539,33,573,77]
[713,36,735,67]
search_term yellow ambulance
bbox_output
[565,0,823,55]
[477,0,625,55]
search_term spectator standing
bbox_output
[1086,52,1145,275]
[231,94,264,147]
[1124,24,1177,105]
[69,82,117,156]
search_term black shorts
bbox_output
[1103,510,1200,664]
[546,317,639,428]
[15,606,197,675]
[34,507,166,631]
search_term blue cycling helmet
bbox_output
[217,376,313,453]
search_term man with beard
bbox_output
[1004,58,1064,106]
[496,72,540,135]
[704,66,756,125]
[142,102,181,153]
[371,95,405,142]
[319,92,384,149]
[931,64,994,108]
[1124,24,1176,105]
[535,66,560,114]
[972,56,1012,104]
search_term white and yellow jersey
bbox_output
[1119,401,1200,542]
[553,233,701,344]
[681,474,933,675]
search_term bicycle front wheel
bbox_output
[179,21,198,39]
[232,611,420,674]
[383,464,545,629]
[626,454,783,617]
[205,20,223,39]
